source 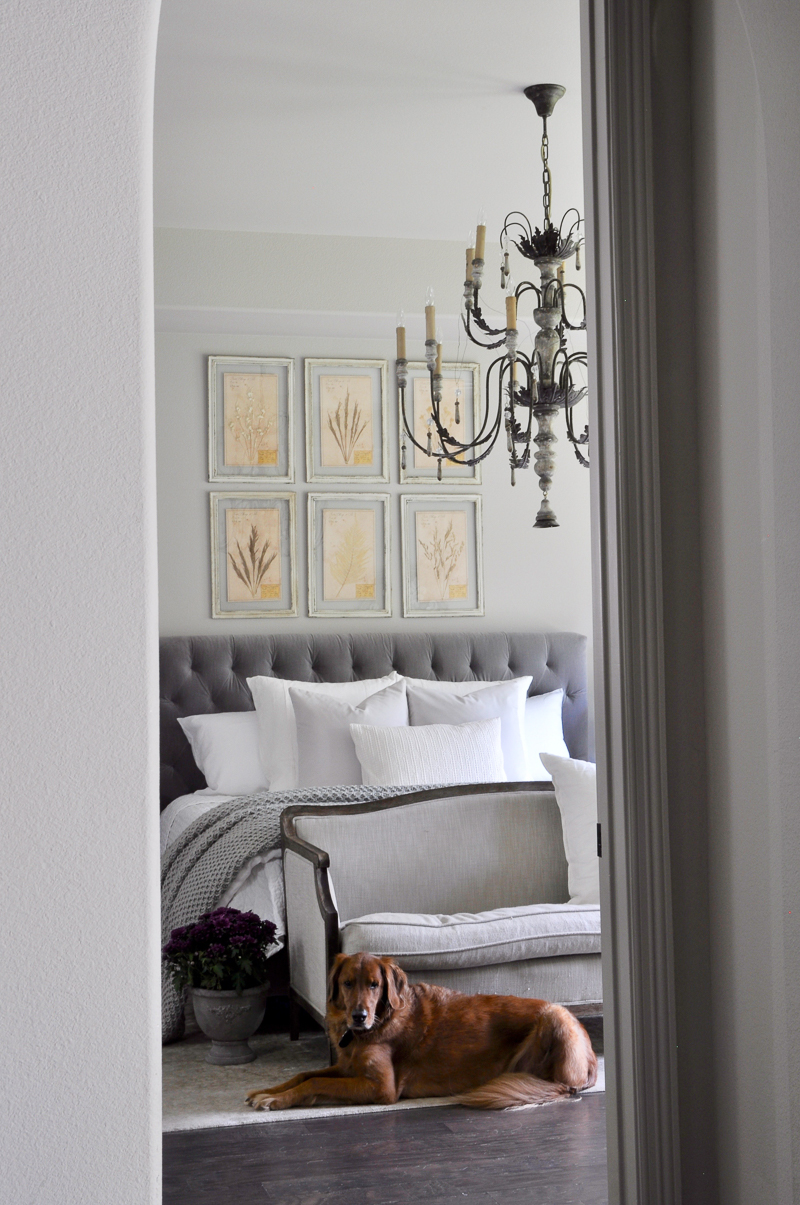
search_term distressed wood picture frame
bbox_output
[305,358,388,483]
[308,493,391,618]
[399,361,482,484]
[400,493,484,617]
[208,355,295,483]
[210,492,297,618]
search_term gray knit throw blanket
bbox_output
[161,785,423,1043]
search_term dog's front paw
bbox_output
[246,1089,278,1110]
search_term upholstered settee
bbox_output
[281,783,602,1031]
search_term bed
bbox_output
[159,632,590,1037]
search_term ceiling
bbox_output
[154,0,584,243]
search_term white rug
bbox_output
[162,1030,604,1132]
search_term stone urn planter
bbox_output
[191,982,270,1065]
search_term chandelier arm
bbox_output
[426,358,505,458]
[558,208,583,242]
[468,299,508,338]
[558,281,587,331]
[399,405,437,458]
[502,212,534,243]
[515,281,541,306]
[462,311,507,351]
[565,402,590,468]
[430,355,506,464]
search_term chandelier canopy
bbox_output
[396,84,588,528]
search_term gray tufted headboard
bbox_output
[159,632,588,809]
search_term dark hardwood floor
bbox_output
[162,1093,608,1205]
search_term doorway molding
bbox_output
[581,2,701,1201]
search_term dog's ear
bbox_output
[380,958,408,1013]
[328,954,349,1007]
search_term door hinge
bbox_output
[597,822,602,858]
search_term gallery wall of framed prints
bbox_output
[205,352,484,621]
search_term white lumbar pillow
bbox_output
[406,678,531,780]
[246,671,400,791]
[351,717,506,788]
[290,679,409,788]
[524,689,570,780]
[539,752,599,905]
[177,711,267,796]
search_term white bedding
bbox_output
[160,790,286,951]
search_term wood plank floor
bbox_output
[162,1093,608,1205]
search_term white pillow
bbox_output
[351,717,506,787]
[539,752,599,905]
[177,711,267,796]
[246,672,400,791]
[406,679,531,780]
[524,689,570,780]
[290,680,409,788]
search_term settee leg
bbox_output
[289,994,300,1042]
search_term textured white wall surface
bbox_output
[0,2,161,1202]
[693,1,800,1200]
[154,229,594,644]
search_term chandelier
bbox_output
[395,84,588,528]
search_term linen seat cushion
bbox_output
[339,902,601,971]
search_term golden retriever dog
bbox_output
[246,951,597,1111]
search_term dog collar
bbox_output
[339,1028,354,1048]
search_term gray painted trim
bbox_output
[582,3,681,1203]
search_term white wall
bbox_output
[0,2,161,1203]
[154,228,594,641]
[693,0,800,1200]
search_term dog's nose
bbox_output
[351,1009,367,1025]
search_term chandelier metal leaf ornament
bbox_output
[396,84,588,528]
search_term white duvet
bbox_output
[160,790,286,952]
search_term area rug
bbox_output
[162,1029,605,1132]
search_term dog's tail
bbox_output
[456,1072,573,1110]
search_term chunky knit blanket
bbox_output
[161,785,423,1043]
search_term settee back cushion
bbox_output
[294,789,569,921]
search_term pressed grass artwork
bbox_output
[225,509,281,601]
[319,375,373,467]
[415,511,468,602]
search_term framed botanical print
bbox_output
[305,359,388,482]
[401,494,484,617]
[399,362,482,483]
[208,356,295,483]
[210,493,297,618]
[308,493,391,618]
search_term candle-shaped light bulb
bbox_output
[425,287,436,340]
[475,207,487,261]
[505,275,517,331]
[435,327,443,376]
[466,230,475,282]
[396,309,406,359]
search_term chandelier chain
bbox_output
[541,120,552,226]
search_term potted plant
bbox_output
[163,906,277,1065]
